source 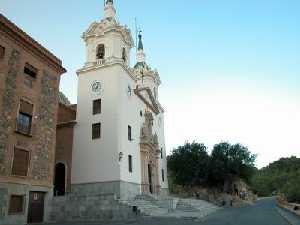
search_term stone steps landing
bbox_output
[121,195,220,219]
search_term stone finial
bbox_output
[104,0,116,18]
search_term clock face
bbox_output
[91,81,102,94]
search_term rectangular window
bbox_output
[0,45,5,59]
[128,155,133,173]
[17,100,33,135]
[12,148,30,177]
[93,99,101,115]
[161,148,163,159]
[92,123,101,139]
[162,169,165,182]
[24,63,38,78]
[128,125,132,141]
[9,195,24,214]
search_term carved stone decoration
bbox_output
[0,49,21,175]
[135,87,160,115]
[140,111,154,142]
[140,111,161,195]
[31,70,58,181]
[82,19,134,48]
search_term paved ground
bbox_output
[46,198,300,225]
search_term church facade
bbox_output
[0,1,169,224]
[70,0,168,200]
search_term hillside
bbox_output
[251,156,300,203]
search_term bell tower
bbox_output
[73,1,135,197]
[81,0,134,68]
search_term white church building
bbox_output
[71,0,168,200]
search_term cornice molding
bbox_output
[77,60,137,82]
[0,13,66,74]
[134,87,160,115]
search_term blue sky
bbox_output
[2,0,300,168]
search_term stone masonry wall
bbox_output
[32,70,59,181]
[0,49,20,175]
[0,188,8,220]
[49,193,139,222]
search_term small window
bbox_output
[9,195,24,214]
[24,63,38,78]
[17,100,33,135]
[0,45,5,59]
[12,148,30,177]
[92,123,101,139]
[140,111,143,117]
[161,148,163,159]
[128,125,132,141]
[128,155,133,173]
[162,169,165,182]
[122,47,126,62]
[93,99,101,115]
[96,44,105,59]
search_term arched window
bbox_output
[96,44,105,59]
[122,47,126,62]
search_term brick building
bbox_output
[54,103,76,195]
[0,13,66,224]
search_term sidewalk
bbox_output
[277,207,300,225]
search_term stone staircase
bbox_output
[120,194,220,219]
[120,194,170,217]
[175,198,220,217]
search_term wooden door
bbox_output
[27,192,45,224]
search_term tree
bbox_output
[208,142,257,192]
[251,157,300,203]
[168,142,210,187]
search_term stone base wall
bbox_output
[0,183,52,225]
[71,181,141,200]
[48,193,139,222]
[159,188,170,199]
[120,181,141,200]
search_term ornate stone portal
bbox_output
[140,111,161,195]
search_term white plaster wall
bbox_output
[72,65,122,184]
[154,113,169,189]
[117,70,143,185]
[72,63,168,189]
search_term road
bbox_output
[198,197,298,225]
[47,198,299,225]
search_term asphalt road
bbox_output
[47,198,299,225]
[198,198,294,225]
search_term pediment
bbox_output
[83,20,134,47]
[135,87,160,115]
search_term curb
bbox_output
[278,203,300,219]
[276,207,294,225]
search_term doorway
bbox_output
[148,164,153,194]
[27,192,45,223]
[54,163,66,196]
